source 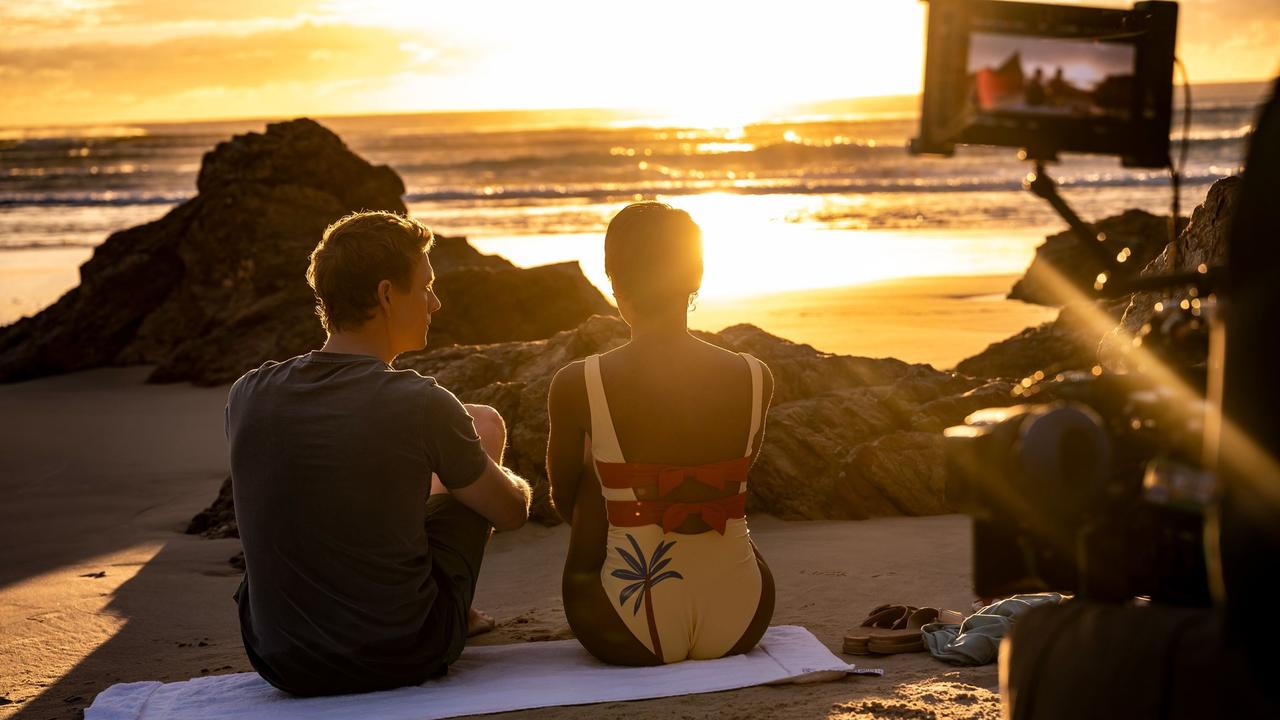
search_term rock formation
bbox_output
[1009,209,1186,307]
[190,315,1021,536]
[0,119,403,384]
[407,319,1018,523]
[960,177,1238,381]
[1099,176,1239,369]
[0,119,615,386]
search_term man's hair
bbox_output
[306,211,434,332]
[604,202,703,312]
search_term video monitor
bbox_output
[911,0,1178,167]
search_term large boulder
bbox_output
[0,120,616,386]
[958,178,1239,381]
[953,299,1129,380]
[1009,210,1186,306]
[427,262,616,347]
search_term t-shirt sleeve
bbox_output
[422,385,490,490]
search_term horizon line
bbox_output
[2,77,1271,133]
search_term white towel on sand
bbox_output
[86,625,878,720]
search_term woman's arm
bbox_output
[547,361,589,524]
[747,361,775,469]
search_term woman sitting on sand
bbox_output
[546,202,775,665]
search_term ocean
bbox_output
[0,81,1269,308]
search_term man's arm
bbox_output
[451,459,531,532]
[424,395,530,531]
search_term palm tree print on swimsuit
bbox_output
[612,534,684,660]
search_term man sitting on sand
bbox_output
[226,211,533,696]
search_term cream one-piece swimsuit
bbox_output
[584,352,765,663]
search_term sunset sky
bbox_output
[2,0,1277,127]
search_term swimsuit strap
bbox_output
[740,353,763,458]
[584,355,625,463]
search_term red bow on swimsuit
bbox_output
[598,457,751,534]
[656,466,728,496]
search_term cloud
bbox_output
[0,22,464,124]
[100,0,323,24]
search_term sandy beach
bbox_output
[691,275,1056,370]
[0,364,1001,720]
[0,248,94,329]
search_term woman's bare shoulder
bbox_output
[550,360,587,396]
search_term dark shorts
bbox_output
[420,492,493,669]
[238,493,492,696]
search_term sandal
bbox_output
[842,604,917,655]
[865,607,966,654]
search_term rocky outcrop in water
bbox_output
[0,119,615,386]
[0,119,403,384]
[960,177,1238,381]
[1009,210,1186,307]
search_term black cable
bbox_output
[1170,57,1192,253]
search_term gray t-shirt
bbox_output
[226,351,488,691]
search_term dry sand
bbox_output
[692,275,1056,370]
[0,365,1003,720]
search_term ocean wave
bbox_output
[0,191,193,207]
[0,167,1230,209]
[400,170,1228,203]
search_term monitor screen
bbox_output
[967,33,1137,121]
[912,0,1178,167]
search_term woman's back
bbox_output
[596,340,758,500]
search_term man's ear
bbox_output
[377,279,394,314]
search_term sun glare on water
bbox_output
[464,193,1046,303]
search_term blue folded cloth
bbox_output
[920,592,1065,666]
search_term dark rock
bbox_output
[958,181,1237,381]
[1100,176,1240,368]
[186,476,237,539]
[1009,209,1186,306]
[0,119,403,385]
[909,381,1020,431]
[428,236,516,273]
[196,119,404,212]
[0,120,615,387]
[426,262,617,347]
[834,432,950,518]
[189,314,987,531]
[747,387,903,520]
[715,324,919,405]
[955,309,1093,380]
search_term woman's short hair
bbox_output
[306,211,434,332]
[604,202,703,312]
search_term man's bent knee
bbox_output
[464,404,506,461]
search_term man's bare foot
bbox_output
[468,607,496,637]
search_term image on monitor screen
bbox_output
[966,32,1136,120]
